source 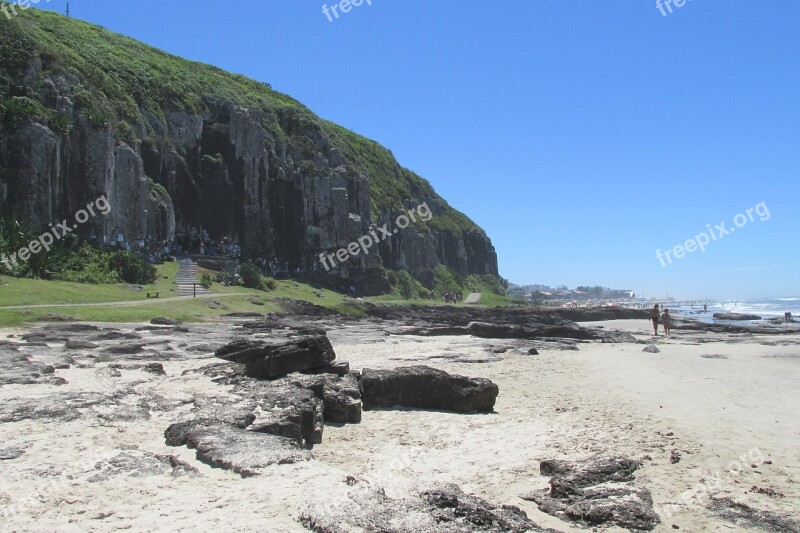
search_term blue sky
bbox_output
[33,0,800,299]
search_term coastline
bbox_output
[0,313,797,531]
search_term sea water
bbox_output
[670,297,800,322]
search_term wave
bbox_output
[670,299,800,319]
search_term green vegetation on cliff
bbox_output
[0,6,483,237]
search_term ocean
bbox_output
[669,297,800,322]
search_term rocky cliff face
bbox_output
[0,10,498,293]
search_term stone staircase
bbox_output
[176,259,210,297]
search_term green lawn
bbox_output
[0,263,516,327]
[0,262,180,307]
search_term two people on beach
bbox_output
[649,304,671,336]
[786,311,794,323]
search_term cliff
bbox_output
[0,7,498,293]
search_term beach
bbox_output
[0,315,798,532]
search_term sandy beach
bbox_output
[0,316,798,532]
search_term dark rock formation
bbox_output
[364,304,641,343]
[107,362,166,375]
[135,325,190,333]
[0,392,110,423]
[0,349,63,386]
[643,345,660,353]
[0,446,26,460]
[63,339,98,351]
[540,457,641,494]
[151,317,183,325]
[673,319,800,335]
[242,384,325,445]
[320,374,362,423]
[707,497,800,532]
[90,330,144,341]
[541,307,650,322]
[388,325,471,337]
[240,316,328,336]
[214,339,264,359]
[301,483,556,533]
[712,313,762,321]
[165,424,311,477]
[102,343,145,355]
[283,373,362,424]
[304,360,350,377]
[359,365,498,413]
[87,451,199,482]
[215,335,335,379]
[522,457,660,531]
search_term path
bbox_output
[0,292,251,310]
[464,292,482,304]
[176,259,210,296]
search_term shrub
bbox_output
[1,96,45,129]
[48,111,73,134]
[50,244,156,284]
[238,264,278,291]
[0,215,75,278]
[107,252,157,284]
[199,273,213,289]
[238,263,263,289]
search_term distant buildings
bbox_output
[508,283,636,303]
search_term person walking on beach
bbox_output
[662,308,672,336]
[649,304,660,335]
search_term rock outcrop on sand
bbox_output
[3,313,799,531]
[165,423,312,477]
[673,318,800,335]
[360,365,498,413]
[521,457,661,531]
[374,304,642,344]
[166,334,498,477]
[707,497,800,532]
[301,483,558,533]
[215,335,336,379]
[712,313,762,321]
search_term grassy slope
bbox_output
[0,6,484,237]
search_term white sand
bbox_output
[0,320,798,532]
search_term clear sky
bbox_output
[32,0,800,300]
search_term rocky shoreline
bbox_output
[1,304,799,531]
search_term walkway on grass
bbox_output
[0,292,251,310]
[464,292,482,304]
[176,259,210,297]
